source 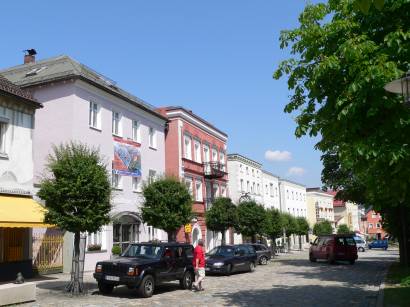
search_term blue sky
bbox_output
[0,1,323,187]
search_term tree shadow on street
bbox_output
[212,284,378,307]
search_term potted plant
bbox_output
[111,245,122,259]
[87,244,102,252]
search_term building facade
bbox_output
[306,188,335,230]
[1,55,168,271]
[364,210,387,240]
[0,75,45,280]
[328,191,360,232]
[261,170,280,210]
[158,106,228,251]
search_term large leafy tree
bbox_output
[295,217,310,250]
[263,208,284,251]
[282,213,299,251]
[38,143,111,294]
[236,201,266,243]
[313,220,333,236]
[274,0,410,266]
[142,177,192,242]
[205,197,238,245]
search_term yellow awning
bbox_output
[0,195,54,228]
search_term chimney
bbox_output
[23,49,37,64]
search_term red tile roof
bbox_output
[0,75,41,108]
[327,190,346,207]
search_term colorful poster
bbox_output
[113,137,141,177]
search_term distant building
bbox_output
[328,191,360,232]
[158,106,228,251]
[306,188,335,230]
[364,210,387,240]
[261,170,280,210]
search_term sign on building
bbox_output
[113,137,141,177]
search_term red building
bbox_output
[158,107,229,250]
[364,210,387,240]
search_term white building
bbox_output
[279,179,307,218]
[1,54,168,272]
[227,153,263,204]
[306,188,335,230]
[261,170,280,210]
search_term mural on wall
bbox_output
[113,137,141,177]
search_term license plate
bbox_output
[105,275,119,281]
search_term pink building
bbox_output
[158,107,229,251]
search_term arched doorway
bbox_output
[112,212,141,252]
[191,224,202,247]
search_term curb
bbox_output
[376,262,392,307]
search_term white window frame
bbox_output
[148,169,157,184]
[219,151,225,171]
[112,170,122,189]
[184,135,192,160]
[132,176,142,192]
[185,177,193,197]
[240,179,244,192]
[112,111,121,136]
[89,101,101,130]
[221,185,227,197]
[194,140,202,163]
[195,179,203,202]
[149,127,157,149]
[212,148,218,162]
[132,120,141,143]
[0,121,8,155]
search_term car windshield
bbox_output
[345,237,356,246]
[121,244,163,259]
[208,246,234,257]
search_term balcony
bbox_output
[203,162,227,179]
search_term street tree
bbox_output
[337,224,352,234]
[142,177,192,242]
[263,208,284,252]
[38,142,111,295]
[295,217,310,250]
[205,197,238,245]
[282,213,299,251]
[313,221,333,236]
[236,201,266,243]
[274,0,410,266]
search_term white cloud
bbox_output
[287,167,306,177]
[264,150,292,162]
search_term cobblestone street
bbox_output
[22,249,398,307]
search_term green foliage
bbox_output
[263,208,284,239]
[313,221,333,236]
[38,142,111,233]
[282,213,299,236]
[206,197,237,233]
[142,177,192,235]
[337,224,352,234]
[295,217,310,236]
[236,201,266,238]
[111,245,122,255]
[274,0,410,264]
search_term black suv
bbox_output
[246,243,272,265]
[94,242,194,298]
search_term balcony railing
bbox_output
[203,162,227,179]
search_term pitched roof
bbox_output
[327,190,346,207]
[0,75,41,108]
[0,55,165,120]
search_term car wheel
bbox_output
[179,271,194,290]
[249,262,255,272]
[226,264,232,276]
[137,275,155,298]
[259,256,268,265]
[98,282,114,295]
[309,253,317,262]
[359,247,365,252]
[327,254,335,264]
[384,247,388,250]
[349,260,355,265]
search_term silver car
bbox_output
[354,236,366,252]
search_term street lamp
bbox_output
[384,71,410,106]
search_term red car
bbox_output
[309,234,358,264]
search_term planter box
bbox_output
[0,282,36,306]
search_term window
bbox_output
[212,148,218,162]
[0,121,8,154]
[239,164,243,173]
[219,151,225,171]
[368,223,373,229]
[195,179,203,201]
[287,190,289,199]
[148,169,156,184]
[203,144,210,162]
[112,111,121,136]
[149,127,156,148]
[251,182,254,194]
[265,185,268,195]
[247,181,250,192]
[240,179,244,192]
[132,120,141,143]
[275,187,278,196]
[257,183,260,195]
[89,102,100,129]
[87,231,102,250]
[246,167,249,175]
[185,177,193,197]
[292,191,294,200]
[213,183,219,198]
[194,140,201,163]
[112,170,122,189]
[184,135,192,160]
[252,169,255,177]
[133,176,142,192]
[376,223,381,228]
[269,184,274,197]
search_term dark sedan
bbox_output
[246,243,272,265]
[205,244,257,275]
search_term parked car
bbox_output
[94,242,195,298]
[309,234,358,265]
[205,244,257,275]
[354,236,367,252]
[245,243,272,265]
[368,239,388,250]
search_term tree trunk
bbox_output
[221,230,226,246]
[167,230,176,242]
[251,234,257,243]
[271,237,277,257]
[399,205,409,267]
[287,235,291,252]
[299,235,302,251]
[66,231,83,295]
